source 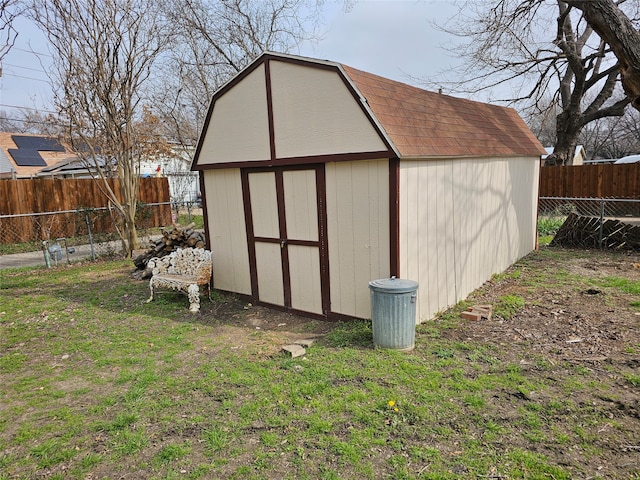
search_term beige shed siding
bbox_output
[248,172,279,238]
[269,61,388,159]
[203,169,251,294]
[289,245,323,314]
[255,242,285,305]
[283,170,318,241]
[283,169,322,314]
[401,159,457,322]
[326,160,390,318]
[198,65,270,164]
[400,157,539,322]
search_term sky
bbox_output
[299,1,462,86]
[0,0,470,122]
[0,13,54,120]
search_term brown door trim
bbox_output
[241,171,259,298]
[316,165,331,316]
[389,158,400,278]
[274,169,291,307]
[241,164,330,316]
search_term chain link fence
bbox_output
[0,201,203,269]
[538,197,640,249]
[5,196,637,268]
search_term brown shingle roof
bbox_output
[341,65,546,158]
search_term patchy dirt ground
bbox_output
[2,247,639,478]
[195,294,337,356]
[437,248,640,478]
[196,247,640,478]
[203,247,640,364]
[449,248,640,366]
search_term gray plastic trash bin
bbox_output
[369,277,419,350]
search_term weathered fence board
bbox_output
[0,177,170,213]
[0,177,172,243]
[539,164,640,198]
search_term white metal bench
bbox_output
[146,247,212,313]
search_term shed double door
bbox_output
[242,165,329,316]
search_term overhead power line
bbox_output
[0,115,66,127]
[3,62,47,73]
[12,46,53,57]
[0,103,58,114]
[0,113,188,141]
[2,72,50,83]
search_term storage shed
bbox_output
[192,52,546,323]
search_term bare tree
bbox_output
[579,108,640,159]
[566,0,640,112]
[153,0,323,146]
[435,0,636,165]
[618,108,640,152]
[0,0,21,63]
[525,94,559,147]
[580,118,621,160]
[0,107,64,135]
[28,0,172,256]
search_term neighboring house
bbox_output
[0,149,13,177]
[583,158,617,165]
[613,154,640,164]
[140,144,199,203]
[541,145,586,166]
[192,52,546,323]
[0,133,199,202]
[38,157,105,178]
[0,132,78,178]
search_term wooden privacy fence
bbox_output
[0,177,172,243]
[539,163,640,198]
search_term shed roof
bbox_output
[341,64,546,158]
[193,52,546,168]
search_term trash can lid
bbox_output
[369,277,418,294]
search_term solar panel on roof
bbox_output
[8,148,48,167]
[12,135,65,152]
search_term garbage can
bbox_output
[369,277,419,351]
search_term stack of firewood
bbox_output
[133,223,207,271]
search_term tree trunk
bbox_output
[122,206,139,258]
[545,110,582,166]
[567,0,640,112]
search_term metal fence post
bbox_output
[85,211,96,261]
[598,199,605,249]
[42,240,51,268]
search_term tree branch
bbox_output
[567,0,640,110]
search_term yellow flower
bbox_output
[394,407,399,412]
[388,400,395,407]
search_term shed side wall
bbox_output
[399,156,539,322]
[203,169,251,294]
[326,159,390,318]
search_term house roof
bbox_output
[0,132,78,178]
[614,154,640,164]
[340,64,546,158]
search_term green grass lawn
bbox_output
[1,249,639,479]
